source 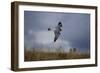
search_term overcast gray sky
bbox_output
[24,11,90,53]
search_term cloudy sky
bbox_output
[24,11,90,53]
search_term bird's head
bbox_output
[58,22,62,27]
[48,28,51,31]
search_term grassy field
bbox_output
[24,49,90,61]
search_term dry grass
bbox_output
[24,49,90,61]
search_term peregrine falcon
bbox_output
[48,22,62,42]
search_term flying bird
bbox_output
[48,22,62,42]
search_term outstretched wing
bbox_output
[54,31,60,42]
